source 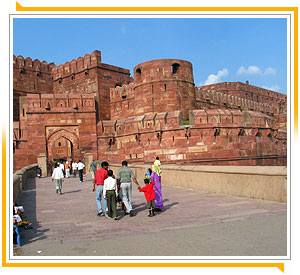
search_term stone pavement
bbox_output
[15,174,287,257]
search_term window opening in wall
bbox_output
[171,63,180,74]
[214,128,220,143]
[129,154,132,159]
[164,83,167,92]
[58,142,61,147]
[238,129,245,142]
[122,95,127,99]
[115,83,122,88]
[22,109,25,116]
[136,68,141,75]
[172,136,175,144]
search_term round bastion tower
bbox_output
[133,59,196,119]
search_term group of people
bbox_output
[51,156,163,218]
[51,160,85,194]
[92,157,164,219]
[14,157,163,247]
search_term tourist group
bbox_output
[51,157,164,220]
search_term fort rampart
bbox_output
[97,108,286,166]
[13,52,287,173]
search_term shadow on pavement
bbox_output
[61,190,81,195]
[16,177,50,247]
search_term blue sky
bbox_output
[13,18,287,94]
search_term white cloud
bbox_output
[237,65,261,76]
[262,84,280,92]
[264,67,277,75]
[237,65,277,76]
[203,68,229,85]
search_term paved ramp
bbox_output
[14,174,287,257]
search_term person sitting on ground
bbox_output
[138,178,156,217]
[103,169,118,220]
[13,202,32,229]
[13,215,22,246]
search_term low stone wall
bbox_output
[13,164,37,201]
[110,164,287,202]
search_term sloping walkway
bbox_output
[15,174,287,257]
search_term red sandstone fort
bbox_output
[13,50,287,173]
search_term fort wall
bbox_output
[13,93,97,171]
[110,59,196,121]
[97,109,286,166]
[52,50,131,121]
[13,52,287,172]
[13,55,55,121]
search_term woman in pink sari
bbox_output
[150,158,164,211]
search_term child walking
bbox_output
[138,178,155,217]
[103,170,118,220]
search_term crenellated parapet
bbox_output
[195,88,274,115]
[97,108,286,166]
[197,82,287,116]
[13,55,55,74]
[110,83,135,102]
[110,83,135,119]
[25,93,96,113]
[52,50,101,81]
[189,109,274,129]
[101,108,277,138]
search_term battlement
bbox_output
[110,83,135,102]
[196,87,274,115]
[97,107,286,166]
[13,55,55,74]
[199,82,287,105]
[133,59,194,85]
[52,50,101,80]
[26,93,96,113]
[101,108,276,138]
[189,109,274,129]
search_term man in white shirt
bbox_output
[72,161,77,177]
[59,162,65,177]
[52,163,64,195]
[103,170,118,220]
[77,160,85,182]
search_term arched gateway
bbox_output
[47,129,79,162]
